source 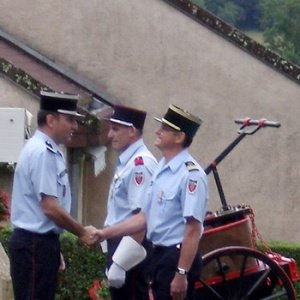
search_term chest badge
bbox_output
[188,179,198,193]
[134,172,144,186]
[157,190,163,203]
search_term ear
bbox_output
[175,132,185,145]
[46,114,56,128]
[129,126,137,137]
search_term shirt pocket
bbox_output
[162,191,176,202]
[112,178,124,198]
[160,191,177,216]
[111,177,129,208]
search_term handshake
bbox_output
[79,227,147,289]
[78,225,104,246]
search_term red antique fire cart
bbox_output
[195,118,300,299]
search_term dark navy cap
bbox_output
[40,90,84,117]
[108,105,146,130]
[154,104,202,138]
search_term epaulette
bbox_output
[185,161,199,172]
[134,156,144,166]
[58,169,68,178]
[45,141,56,153]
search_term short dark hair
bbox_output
[136,128,143,136]
[37,110,59,127]
[182,134,193,148]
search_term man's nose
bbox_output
[155,127,162,135]
[108,129,114,138]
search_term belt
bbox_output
[14,228,59,239]
[152,243,181,251]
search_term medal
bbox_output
[157,190,163,203]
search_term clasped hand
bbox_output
[91,228,106,243]
[79,225,99,246]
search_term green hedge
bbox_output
[266,241,300,297]
[56,233,106,300]
[0,226,106,300]
[1,226,300,299]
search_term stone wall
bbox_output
[0,242,13,300]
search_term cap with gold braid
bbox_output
[154,104,202,138]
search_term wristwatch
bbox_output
[177,267,188,275]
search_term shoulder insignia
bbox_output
[59,169,68,178]
[45,141,56,153]
[134,156,144,166]
[185,161,199,172]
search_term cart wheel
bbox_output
[195,246,296,300]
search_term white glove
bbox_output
[107,262,126,288]
[112,236,146,271]
[107,236,146,288]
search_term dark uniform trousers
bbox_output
[107,237,153,300]
[8,228,60,300]
[150,244,202,300]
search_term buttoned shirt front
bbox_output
[143,148,208,246]
[104,139,157,227]
[11,130,71,234]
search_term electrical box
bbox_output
[0,108,32,164]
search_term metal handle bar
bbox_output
[205,117,281,175]
[234,118,280,128]
[205,117,281,210]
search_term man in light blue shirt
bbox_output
[8,90,97,300]
[103,105,157,300]
[97,104,208,300]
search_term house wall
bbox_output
[0,78,38,194]
[0,0,300,241]
[82,147,117,228]
[0,78,38,118]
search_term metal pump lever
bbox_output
[205,117,280,210]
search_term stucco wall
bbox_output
[0,0,300,241]
[0,78,38,193]
[0,78,39,120]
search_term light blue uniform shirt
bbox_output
[11,130,71,234]
[143,148,208,246]
[104,139,157,227]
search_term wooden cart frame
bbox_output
[195,118,300,300]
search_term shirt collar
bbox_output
[35,130,61,154]
[159,148,190,173]
[118,138,144,166]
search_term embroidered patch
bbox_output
[188,179,198,193]
[134,156,144,166]
[134,172,144,185]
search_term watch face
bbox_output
[177,268,187,275]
